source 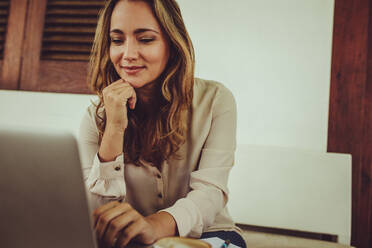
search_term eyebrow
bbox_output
[110,28,159,35]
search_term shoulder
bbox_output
[193,78,236,116]
[193,77,235,104]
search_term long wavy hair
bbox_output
[89,0,195,166]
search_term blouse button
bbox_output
[114,166,121,171]
[158,193,163,198]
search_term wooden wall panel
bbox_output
[360,3,372,245]
[328,0,372,247]
[0,0,27,90]
[38,60,91,94]
[19,0,47,91]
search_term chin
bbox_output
[125,79,149,89]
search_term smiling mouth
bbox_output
[122,66,145,75]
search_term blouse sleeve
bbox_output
[78,106,126,210]
[161,85,237,237]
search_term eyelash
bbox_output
[110,38,155,44]
[140,38,155,43]
[111,39,122,44]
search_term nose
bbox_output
[122,39,139,62]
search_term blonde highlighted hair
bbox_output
[89,0,195,166]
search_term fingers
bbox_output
[117,86,136,109]
[108,78,127,88]
[93,202,143,248]
[104,79,137,109]
[93,202,155,248]
[127,91,137,110]
[117,218,147,248]
[121,79,137,109]
[95,203,132,241]
[93,201,120,227]
[104,209,138,247]
[101,79,124,96]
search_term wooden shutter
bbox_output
[0,0,27,90]
[0,0,10,59]
[41,0,104,61]
[19,0,105,93]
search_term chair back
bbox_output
[227,145,352,245]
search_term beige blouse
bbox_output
[78,78,240,238]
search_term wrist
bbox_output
[106,121,127,134]
[99,124,125,162]
[146,212,178,240]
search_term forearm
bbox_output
[98,123,125,162]
[146,211,178,240]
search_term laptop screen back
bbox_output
[0,127,97,248]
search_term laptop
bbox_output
[0,126,242,248]
[0,127,98,248]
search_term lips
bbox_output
[121,65,145,75]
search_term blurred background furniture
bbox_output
[228,145,352,247]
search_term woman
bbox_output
[78,0,246,247]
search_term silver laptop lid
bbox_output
[0,127,97,248]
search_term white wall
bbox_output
[178,0,334,151]
[0,0,335,152]
[0,90,95,137]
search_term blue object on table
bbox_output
[221,239,230,248]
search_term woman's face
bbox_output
[109,0,170,88]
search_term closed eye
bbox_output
[110,38,123,45]
[140,38,155,43]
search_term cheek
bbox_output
[145,45,169,66]
[109,46,120,64]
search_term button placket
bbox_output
[162,161,169,206]
[144,162,165,206]
[154,171,164,205]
